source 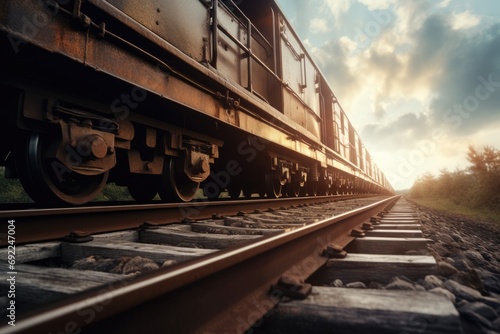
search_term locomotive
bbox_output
[0,0,393,205]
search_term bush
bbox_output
[408,145,500,216]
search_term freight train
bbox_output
[0,0,393,205]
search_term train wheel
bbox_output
[243,188,253,199]
[265,170,283,198]
[228,186,241,199]
[128,177,158,202]
[293,175,302,197]
[308,181,318,196]
[203,184,221,200]
[324,184,330,196]
[16,133,108,205]
[284,180,300,197]
[159,156,199,202]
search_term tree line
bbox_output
[408,145,500,213]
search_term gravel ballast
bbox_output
[405,199,500,333]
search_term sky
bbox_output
[275,0,500,190]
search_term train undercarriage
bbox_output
[0,79,362,205]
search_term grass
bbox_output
[408,196,500,224]
[0,168,33,203]
[0,166,135,203]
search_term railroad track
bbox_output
[0,195,462,333]
[0,194,371,246]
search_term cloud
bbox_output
[350,6,500,139]
[357,0,397,11]
[450,10,480,30]
[426,22,500,137]
[310,18,330,33]
[308,39,360,104]
[362,112,431,151]
[279,0,312,37]
[392,1,449,39]
[324,0,353,27]
[438,0,451,9]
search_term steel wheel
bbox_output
[324,184,330,196]
[159,156,199,202]
[228,186,241,199]
[291,175,301,197]
[265,170,283,198]
[307,181,318,196]
[203,184,221,200]
[284,181,300,197]
[243,187,253,199]
[128,177,158,202]
[16,133,108,205]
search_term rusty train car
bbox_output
[0,0,393,205]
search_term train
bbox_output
[0,0,393,205]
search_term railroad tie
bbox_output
[264,287,461,333]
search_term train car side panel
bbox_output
[279,15,321,141]
[105,0,210,63]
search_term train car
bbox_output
[0,0,393,205]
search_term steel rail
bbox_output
[0,194,374,246]
[1,195,399,334]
